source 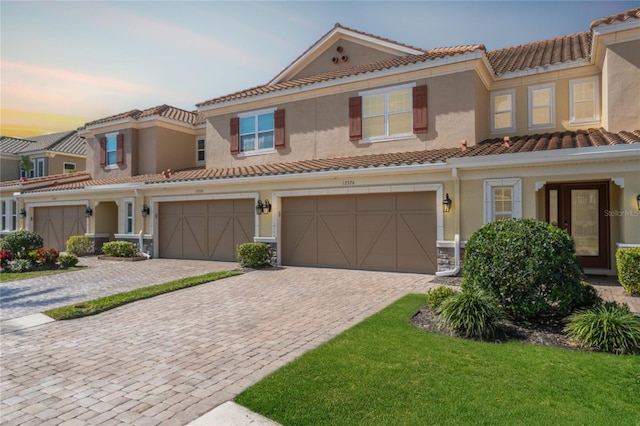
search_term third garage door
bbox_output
[158,199,254,261]
[282,192,437,273]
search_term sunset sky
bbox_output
[1,1,637,139]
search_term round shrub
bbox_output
[237,242,272,268]
[8,258,33,273]
[36,247,60,266]
[436,288,503,340]
[0,230,43,259]
[616,248,640,295]
[65,235,94,256]
[59,254,79,268]
[575,281,603,310]
[564,304,640,354]
[425,286,458,310]
[462,218,583,320]
[101,241,137,257]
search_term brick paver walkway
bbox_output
[1,266,434,425]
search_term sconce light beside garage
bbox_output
[141,204,151,217]
[19,208,27,218]
[637,194,640,210]
[443,193,452,213]
[256,199,272,215]
[84,206,93,217]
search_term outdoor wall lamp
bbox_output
[637,194,640,211]
[443,193,452,213]
[141,204,150,217]
[84,206,93,217]
[256,199,272,215]
[19,208,27,218]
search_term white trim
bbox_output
[528,82,555,130]
[612,177,624,188]
[0,198,17,232]
[483,178,522,224]
[617,243,640,248]
[535,181,546,192]
[490,89,516,134]
[238,107,277,155]
[591,19,640,36]
[569,76,600,125]
[359,83,415,142]
[436,240,467,248]
[121,198,135,235]
[237,107,277,118]
[358,82,416,97]
[494,59,591,80]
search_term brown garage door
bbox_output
[158,199,254,261]
[282,192,437,273]
[34,206,86,251]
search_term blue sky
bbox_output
[1,0,638,138]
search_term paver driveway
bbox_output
[1,266,434,425]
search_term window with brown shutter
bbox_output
[349,96,362,141]
[413,85,428,134]
[230,117,240,155]
[116,133,124,166]
[274,109,285,149]
[99,137,107,167]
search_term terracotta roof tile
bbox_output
[590,7,640,29]
[82,105,197,129]
[1,171,90,189]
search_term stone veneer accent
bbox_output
[436,243,466,275]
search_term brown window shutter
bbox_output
[230,117,240,155]
[116,133,124,166]
[99,137,107,167]
[274,109,285,149]
[349,96,362,141]
[413,85,428,134]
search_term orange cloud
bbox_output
[1,110,91,139]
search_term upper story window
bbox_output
[484,178,522,223]
[349,83,427,142]
[100,132,123,168]
[570,77,599,125]
[34,158,46,177]
[491,90,516,134]
[196,138,205,163]
[528,83,555,130]
[1,200,17,232]
[230,108,285,155]
[63,162,76,174]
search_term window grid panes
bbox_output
[64,163,76,174]
[125,202,134,234]
[362,88,412,140]
[531,88,551,125]
[1,200,17,231]
[240,112,274,153]
[493,92,514,131]
[572,80,597,122]
[1,201,5,230]
[106,135,117,165]
[493,187,513,220]
[196,139,205,162]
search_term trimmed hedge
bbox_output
[65,235,94,256]
[237,242,272,268]
[616,248,640,295]
[101,241,137,258]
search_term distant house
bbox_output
[5,8,639,276]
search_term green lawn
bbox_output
[236,294,640,425]
[0,267,84,282]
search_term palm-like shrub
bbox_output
[564,304,640,355]
[436,288,503,340]
[462,219,583,320]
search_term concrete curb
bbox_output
[188,401,281,425]
[0,313,55,334]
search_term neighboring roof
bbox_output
[0,131,85,156]
[591,7,640,29]
[0,171,90,189]
[82,104,198,129]
[20,128,639,194]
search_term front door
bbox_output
[546,182,610,269]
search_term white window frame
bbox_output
[528,83,555,130]
[238,107,277,156]
[484,178,522,224]
[34,158,46,177]
[63,162,77,174]
[122,198,134,234]
[569,76,599,125]
[195,138,205,164]
[105,132,118,168]
[1,199,17,232]
[490,89,516,134]
[359,82,415,143]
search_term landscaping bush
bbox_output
[575,281,603,310]
[0,230,43,259]
[0,249,14,269]
[616,248,640,295]
[237,242,272,268]
[462,218,584,320]
[36,247,60,266]
[425,286,458,310]
[436,288,503,340]
[101,241,137,257]
[564,303,640,354]
[8,258,33,273]
[65,235,94,256]
[58,254,79,268]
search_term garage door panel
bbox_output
[183,216,208,259]
[318,214,354,267]
[318,196,352,213]
[282,214,317,266]
[159,216,183,258]
[356,194,394,212]
[357,214,395,270]
[34,206,85,251]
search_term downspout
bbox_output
[436,167,461,276]
[138,230,151,259]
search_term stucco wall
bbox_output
[48,155,86,175]
[602,40,640,132]
[86,128,139,180]
[155,127,197,173]
[1,157,19,181]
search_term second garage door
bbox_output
[282,192,437,273]
[34,206,86,251]
[158,199,254,261]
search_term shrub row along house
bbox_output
[1,8,638,276]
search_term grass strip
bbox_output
[44,270,241,320]
[0,267,84,283]
[236,294,640,426]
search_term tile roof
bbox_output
[20,128,639,194]
[82,105,197,129]
[0,171,91,189]
[590,7,640,29]
[0,131,85,156]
